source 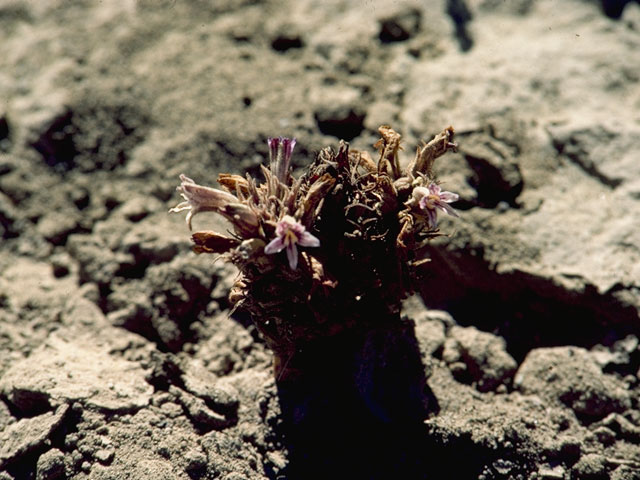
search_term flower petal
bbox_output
[267,137,279,163]
[168,201,191,214]
[264,237,286,254]
[426,208,438,229]
[298,231,320,248]
[282,137,296,162]
[428,183,441,195]
[185,211,195,230]
[436,201,460,217]
[439,191,459,203]
[418,195,430,211]
[286,243,298,270]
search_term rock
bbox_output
[67,233,136,287]
[611,465,640,480]
[61,296,108,328]
[170,386,234,432]
[116,196,163,223]
[184,448,207,475]
[402,296,451,359]
[413,318,446,359]
[589,426,616,446]
[182,362,240,415]
[36,211,79,245]
[377,7,421,43]
[405,6,640,366]
[36,448,66,480]
[459,132,524,208]
[129,459,180,480]
[571,453,608,480]
[0,335,152,414]
[0,405,68,470]
[598,412,640,442]
[106,255,217,351]
[311,86,366,141]
[536,465,565,479]
[442,326,517,392]
[515,347,631,419]
[119,213,185,265]
[0,192,19,239]
[94,448,115,465]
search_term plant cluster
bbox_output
[171,126,458,375]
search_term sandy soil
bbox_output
[1,0,639,479]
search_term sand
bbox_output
[1,0,639,478]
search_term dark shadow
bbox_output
[446,0,474,52]
[275,318,440,479]
[31,109,79,172]
[601,0,633,19]
[418,244,640,363]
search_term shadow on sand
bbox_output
[275,318,440,479]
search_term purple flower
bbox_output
[264,215,320,270]
[413,183,459,229]
[268,137,296,182]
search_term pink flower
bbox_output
[264,215,320,270]
[413,183,459,229]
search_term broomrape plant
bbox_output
[171,126,458,378]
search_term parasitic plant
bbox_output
[171,126,458,379]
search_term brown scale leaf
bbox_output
[374,125,403,180]
[192,231,240,254]
[297,174,336,227]
[409,126,456,178]
[217,173,250,198]
[219,203,260,237]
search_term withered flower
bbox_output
[169,174,239,230]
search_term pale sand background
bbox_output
[1,1,639,478]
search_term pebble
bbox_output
[0,405,68,470]
[36,448,65,480]
[571,453,607,479]
[515,347,630,418]
[443,326,517,392]
[169,386,233,431]
[94,448,115,465]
